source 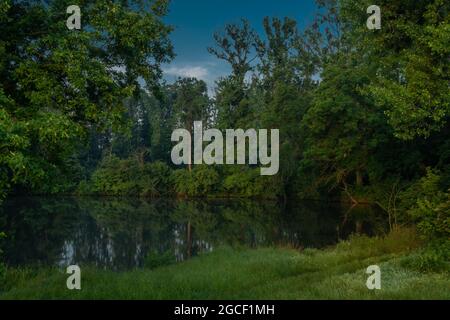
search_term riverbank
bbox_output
[1,228,448,300]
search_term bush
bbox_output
[90,156,141,195]
[222,166,282,198]
[172,165,219,197]
[86,156,173,197]
[399,168,450,241]
[411,195,450,240]
[336,227,421,257]
[144,250,175,269]
[76,179,93,195]
[400,240,450,273]
[140,161,173,197]
[83,158,283,199]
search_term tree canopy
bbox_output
[0,0,173,196]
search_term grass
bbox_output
[1,228,449,300]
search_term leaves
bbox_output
[0,0,173,195]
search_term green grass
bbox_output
[1,228,449,300]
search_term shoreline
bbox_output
[1,228,448,300]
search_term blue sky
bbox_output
[162,0,318,92]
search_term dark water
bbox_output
[0,197,386,270]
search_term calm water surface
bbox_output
[0,197,386,270]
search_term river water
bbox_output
[0,196,386,270]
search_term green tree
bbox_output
[341,0,450,140]
[171,78,211,170]
[253,17,321,197]
[0,0,173,196]
[301,52,389,200]
[208,19,257,129]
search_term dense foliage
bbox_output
[81,156,172,197]
[0,0,173,198]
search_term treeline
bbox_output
[79,0,449,244]
[78,157,282,198]
[0,1,449,244]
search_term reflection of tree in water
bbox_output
[170,201,218,261]
[0,197,81,266]
[277,201,344,248]
[1,197,387,270]
[338,203,387,239]
[77,198,176,270]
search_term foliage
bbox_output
[170,165,283,198]
[209,19,257,129]
[0,0,173,196]
[85,159,290,199]
[222,166,282,198]
[172,77,212,132]
[88,155,173,197]
[300,52,388,195]
[140,161,173,197]
[400,240,450,273]
[144,250,175,269]
[341,0,450,140]
[398,169,450,241]
[172,166,219,197]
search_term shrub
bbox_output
[410,194,450,240]
[336,227,421,257]
[140,161,173,197]
[144,250,175,269]
[87,156,174,197]
[90,156,141,195]
[399,168,450,241]
[76,179,93,195]
[171,169,193,196]
[222,166,282,198]
[400,240,450,273]
[172,166,219,197]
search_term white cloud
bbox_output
[163,66,209,80]
[163,61,231,97]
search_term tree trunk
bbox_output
[356,221,363,234]
[356,169,363,187]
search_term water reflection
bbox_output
[0,197,386,270]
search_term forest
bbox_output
[0,0,449,299]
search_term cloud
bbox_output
[163,66,209,79]
[163,61,231,97]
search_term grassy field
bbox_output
[1,228,449,300]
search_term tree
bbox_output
[0,0,174,195]
[171,78,211,170]
[253,17,321,197]
[301,52,389,199]
[341,0,450,140]
[208,19,257,129]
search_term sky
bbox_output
[162,0,318,93]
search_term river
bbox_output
[0,196,386,270]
